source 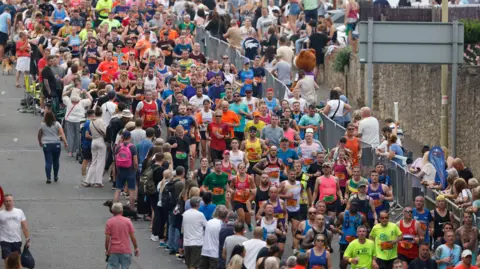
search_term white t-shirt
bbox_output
[201,218,223,258]
[326,99,346,119]
[182,209,207,246]
[358,116,380,147]
[101,101,117,126]
[229,150,245,169]
[0,208,26,243]
[288,97,308,112]
[189,95,211,112]
[243,239,266,269]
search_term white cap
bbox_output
[306,128,314,134]
[462,249,473,258]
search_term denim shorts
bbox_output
[107,253,132,269]
[289,3,301,16]
[116,168,136,190]
[0,241,22,259]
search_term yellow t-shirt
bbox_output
[244,120,265,138]
[369,222,402,261]
[343,239,376,269]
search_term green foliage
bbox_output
[461,19,480,44]
[333,47,352,73]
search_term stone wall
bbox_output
[324,51,480,175]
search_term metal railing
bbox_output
[195,25,465,225]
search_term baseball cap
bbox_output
[322,162,332,168]
[306,128,314,134]
[244,59,250,65]
[253,111,261,117]
[223,150,230,155]
[64,17,70,21]
[462,250,473,258]
[266,88,274,92]
[122,131,131,138]
[248,126,257,132]
[436,195,446,201]
[358,179,369,188]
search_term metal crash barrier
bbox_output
[196,26,464,225]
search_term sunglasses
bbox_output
[347,128,355,131]
[187,108,193,111]
[234,95,240,97]
[308,212,316,214]
[316,239,325,242]
[404,210,412,213]
[215,115,222,118]
[380,217,389,219]
[223,57,229,60]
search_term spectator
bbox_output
[357,107,380,148]
[272,54,292,88]
[183,196,208,269]
[105,202,139,269]
[200,205,229,269]
[323,89,352,127]
[243,227,267,269]
[199,192,217,221]
[453,158,474,184]
[224,19,243,49]
[219,212,238,269]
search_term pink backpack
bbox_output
[116,143,132,168]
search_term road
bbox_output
[0,74,343,269]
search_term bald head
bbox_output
[253,227,264,239]
[361,107,371,117]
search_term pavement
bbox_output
[0,74,346,269]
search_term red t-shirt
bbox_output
[208,122,229,151]
[37,58,47,82]
[454,265,478,269]
[105,215,135,254]
[16,40,30,57]
[98,60,119,83]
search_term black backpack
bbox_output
[161,179,180,211]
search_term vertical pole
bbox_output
[451,21,459,157]
[440,0,449,150]
[367,18,374,109]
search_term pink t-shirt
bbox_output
[105,215,135,254]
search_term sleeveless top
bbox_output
[126,26,140,36]
[398,219,419,259]
[221,161,233,180]
[413,208,431,243]
[140,100,158,128]
[433,209,451,240]
[351,193,371,219]
[263,97,277,112]
[157,64,169,75]
[268,198,286,225]
[339,210,362,245]
[367,184,386,218]
[333,163,348,188]
[196,167,211,186]
[86,46,100,67]
[255,187,270,213]
[144,76,157,91]
[264,157,281,187]
[283,128,296,148]
[347,178,362,197]
[53,9,66,25]
[229,150,245,170]
[245,138,262,162]
[308,248,327,269]
[299,219,313,253]
[261,217,277,240]
[259,113,271,125]
[285,180,301,213]
[233,174,251,203]
[318,176,337,204]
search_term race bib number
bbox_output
[87,58,97,64]
[268,170,279,179]
[419,222,427,231]
[236,190,249,199]
[145,114,155,121]
[400,240,413,249]
[380,242,394,250]
[259,200,267,208]
[213,187,224,195]
[374,199,383,208]
[323,195,335,204]
[244,78,253,85]
[286,199,298,207]
[335,172,345,180]
[346,235,356,243]
[175,151,187,159]
[304,158,314,165]
[248,104,253,112]
[311,266,324,269]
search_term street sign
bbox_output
[359,21,464,64]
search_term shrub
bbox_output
[461,19,480,44]
[332,47,352,73]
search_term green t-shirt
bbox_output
[343,239,376,269]
[203,172,229,205]
[369,222,402,261]
[179,22,196,34]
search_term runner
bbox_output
[230,162,255,229]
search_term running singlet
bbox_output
[144,76,157,91]
[261,217,277,240]
[308,249,327,269]
[229,151,245,170]
[285,181,301,213]
[140,100,158,128]
[413,208,433,243]
[268,199,285,225]
[398,219,419,260]
[318,176,337,204]
[245,138,262,162]
[264,157,281,187]
[233,175,251,203]
[367,184,386,218]
[255,187,270,212]
[263,97,277,112]
[339,210,362,245]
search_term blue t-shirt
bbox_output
[137,139,154,171]
[170,115,195,132]
[413,208,433,243]
[277,148,299,169]
[229,103,249,132]
[81,120,92,149]
[237,69,254,96]
[0,12,11,34]
[390,144,404,166]
[161,88,174,112]
[434,243,461,269]
[369,174,391,186]
[298,113,322,139]
[183,85,196,100]
[199,204,217,221]
[173,43,192,56]
[0,6,15,21]
[208,84,225,107]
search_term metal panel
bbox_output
[359,21,464,64]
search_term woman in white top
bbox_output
[62,81,93,156]
[239,17,256,40]
[293,71,319,108]
[195,99,214,159]
[222,63,236,85]
[83,108,107,187]
[416,151,437,192]
[229,139,248,173]
[322,89,352,127]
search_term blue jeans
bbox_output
[167,212,179,252]
[295,37,308,54]
[304,8,318,24]
[332,117,345,127]
[43,143,61,180]
[107,253,132,269]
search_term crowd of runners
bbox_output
[0,0,480,269]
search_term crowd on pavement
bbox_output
[0,0,480,269]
